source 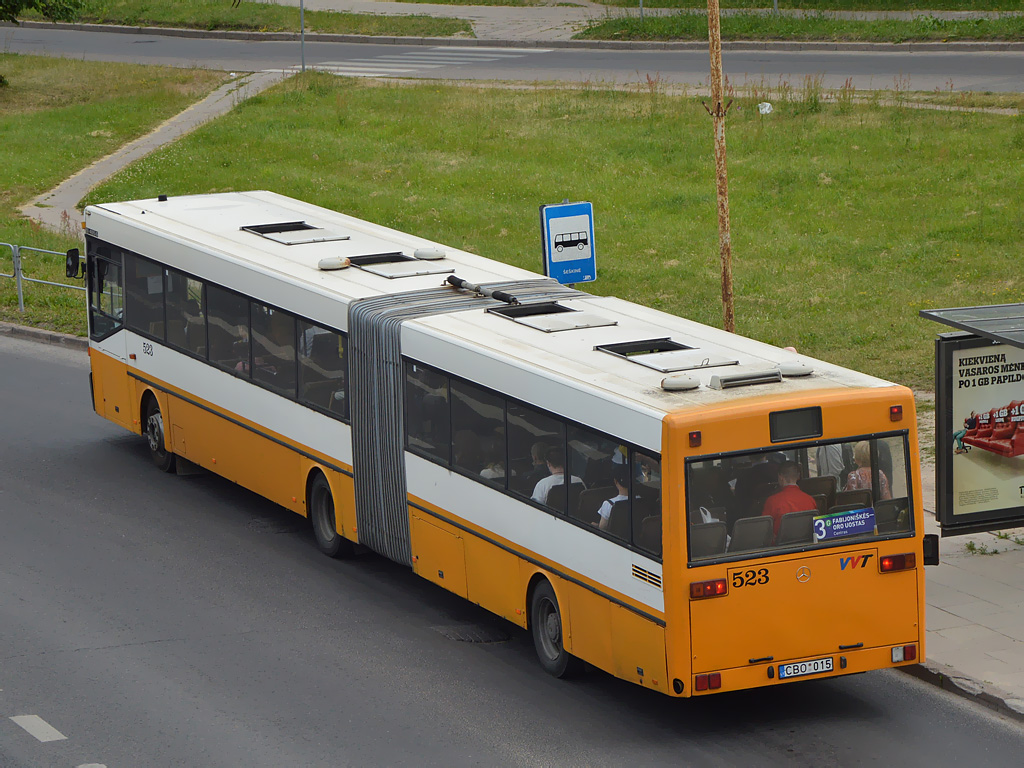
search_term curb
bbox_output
[901,661,1024,723]
[0,321,88,352]
[11,20,1024,53]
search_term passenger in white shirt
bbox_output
[596,470,630,531]
[532,447,584,506]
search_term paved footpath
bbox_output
[12,5,1024,723]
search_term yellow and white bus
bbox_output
[75,190,935,696]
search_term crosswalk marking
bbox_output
[281,47,551,79]
[10,715,67,742]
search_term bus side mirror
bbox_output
[65,248,82,279]
[923,533,939,566]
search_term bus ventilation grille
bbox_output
[632,565,663,590]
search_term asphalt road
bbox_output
[1,332,1024,767]
[4,25,1024,91]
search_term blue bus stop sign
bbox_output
[540,201,596,285]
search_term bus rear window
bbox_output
[686,434,912,563]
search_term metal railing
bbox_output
[0,242,85,313]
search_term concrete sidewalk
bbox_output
[11,6,1024,724]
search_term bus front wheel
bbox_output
[309,474,353,558]
[144,397,176,473]
[530,580,583,678]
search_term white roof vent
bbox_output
[661,374,700,391]
[318,256,351,271]
[778,361,814,377]
[709,369,783,390]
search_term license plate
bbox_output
[778,657,834,679]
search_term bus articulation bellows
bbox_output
[77,191,932,696]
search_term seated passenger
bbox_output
[532,447,584,506]
[596,468,630,532]
[479,436,506,482]
[762,461,817,540]
[520,442,550,491]
[843,441,892,500]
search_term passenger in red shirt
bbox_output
[762,461,817,540]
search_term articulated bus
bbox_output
[75,191,935,697]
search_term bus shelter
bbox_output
[921,303,1024,536]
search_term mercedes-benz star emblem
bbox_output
[796,566,811,583]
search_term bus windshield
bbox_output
[686,433,913,563]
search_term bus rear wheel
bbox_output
[309,473,353,558]
[530,580,583,679]
[144,397,176,473]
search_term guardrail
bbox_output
[0,242,85,313]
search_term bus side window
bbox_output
[567,425,618,526]
[507,403,567,513]
[404,362,450,465]
[250,302,297,399]
[632,450,662,556]
[124,251,165,340]
[451,379,506,487]
[165,269,206,358]
[87,241,123,341]
[298,321,346,419]
[207,285,249,374]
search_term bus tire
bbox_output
[530,580,583,679]
[309,473,353,558]
[143,396,176,473]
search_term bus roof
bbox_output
[87,191,899,418]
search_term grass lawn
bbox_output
[18,0,473,37]
[70,74,1023,390]
[576,13,1024,42]
[0,55,228,334]
[4,60,1022,389]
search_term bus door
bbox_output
[684,434,920,675]
[86,238,131,428]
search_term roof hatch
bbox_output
[488,302,616,333]
[349,251,454,279]
[241,221,351,245]
[597,338,738,373]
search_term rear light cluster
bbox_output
[690,579,727,599]
[892,644,917,663]
[694,673,722,691]
[880,553,916,572]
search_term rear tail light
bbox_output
[690,579,728,599]
[694,673,722,691]
[880,553,916,572]
[892,644,917,663]
[890,405,903,422]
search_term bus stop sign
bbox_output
[540,201,596,285]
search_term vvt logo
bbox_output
[840,554,874,570]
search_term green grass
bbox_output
[20,0,473,37]
[71,74,1023,390]
[576,12,1024,42]
[594,1,1024,9]
[5,63,1023,389]
[0,54,228,334]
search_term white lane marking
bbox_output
[10,715,67,742]
[371,56,504,63]
[78,764,108,768]
[432,46,552,53]
[321,70,417,78]
[389,53,527,60]
[313,63,423,72]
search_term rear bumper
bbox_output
[688,643,921,696]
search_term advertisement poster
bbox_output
[936,333,1024,534]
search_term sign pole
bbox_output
[705,0,735,333]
